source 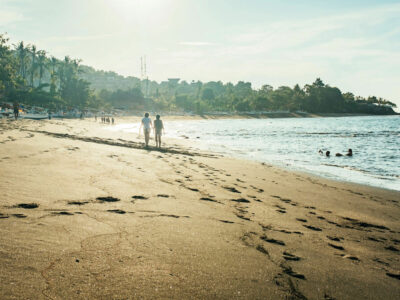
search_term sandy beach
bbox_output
[0,117,399,299]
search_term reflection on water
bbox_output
[109,116,400,191]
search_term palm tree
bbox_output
[29,45,38,86]
[36,50,48,86]
[49,56,58,74]
[49,56,59,95]
[13,41,30,80]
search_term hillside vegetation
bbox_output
[0,34,397,114]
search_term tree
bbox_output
[14,41,30,80]
[36,50,47,86]
[0,34,19,100]
[49,56,59,95]
[201,88,215,101]
[29,45,38,86]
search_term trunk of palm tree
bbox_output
[37,50,47,86]
[30,45,37,87]
[14,41,29,80]
[49,56,59,95]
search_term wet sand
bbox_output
[0,118,399,299]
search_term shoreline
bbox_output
[113,112,398,122]
[1,118,399,299]
[105,115,400,192]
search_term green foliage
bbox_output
[0,33,397,115]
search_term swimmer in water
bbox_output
[336,149,353,157]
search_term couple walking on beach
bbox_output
[140,112,164,148]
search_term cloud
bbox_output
[179,41,215,46]
[0,10,24,26]
[41,34,114,42]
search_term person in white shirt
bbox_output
[140,112,153,147]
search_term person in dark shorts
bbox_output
[153,115,164,148]
[13,103,19,120]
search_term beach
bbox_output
[0,117,399,299]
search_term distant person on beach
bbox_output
[95,115,97,121]
[140,112,153,147]
[153,115,164,148]
[13,103,19,120]
[112,117,114,125]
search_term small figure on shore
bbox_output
[154,114,164,148]
[112,117,114,125]
[13,102,19,120]
[95,115,97,121]
[140,112,153,147]
[48,110,51,120]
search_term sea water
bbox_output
[109,116,400,191]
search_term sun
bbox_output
[105,0,175,26]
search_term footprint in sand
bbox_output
[200,197,218,203]
[159,214,189,219]
[386,272,400,280]
[107,209,126,214]
[296,218,307,223]
[12,213,27,218]
[342,254,359,261]
[303,225,322,231]
[274,204,286,214]
[328,243,344,250]
[52,211,74,216]
[0,213,9,219]
[281,264,306,280]
[304,206,316,209]
[260,236,285,246]
[17,203,39,209]
[385,245,399,252]
[283,251,301,261]
[327,235,342,242]
[219,220,234,224]
[68,201,89,206]
[231,198,250,203]
[223,186,240,193]
[235,213,251,221]
[157,194,170,198]
[132,195,148,200]
[97,196,120,203]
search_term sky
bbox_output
[1,0,400,107]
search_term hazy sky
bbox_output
[1,0,399,106]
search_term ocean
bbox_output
[110,115,400,191]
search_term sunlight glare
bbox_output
[106,0,175,27]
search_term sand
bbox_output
[0,117,399,299]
